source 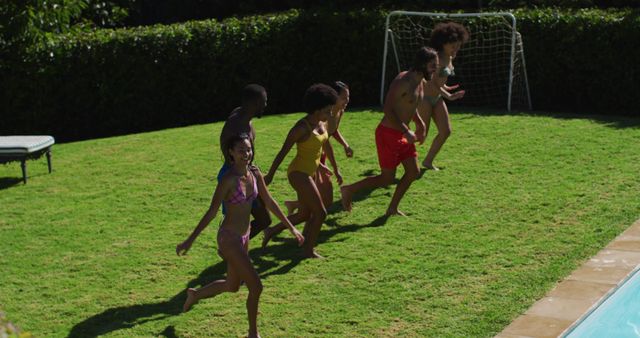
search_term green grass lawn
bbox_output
[1,109,639,337]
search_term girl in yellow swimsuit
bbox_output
[420,22,469,170]
[285,81,352,214]
[263,84,339,258]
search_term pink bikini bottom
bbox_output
[216,226,250,259]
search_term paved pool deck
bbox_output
[496,217,640,338]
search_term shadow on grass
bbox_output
[454,107,640,129]
[323,214,390,233]
[0,171,54,190]
[326,169,399,213]
[417,167,447,179]
[158,325,178,338]
[66,241,298,337]
[67,212,389,337]
[0,177,23,190]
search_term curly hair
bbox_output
[430,22,469,51]
[303,84,338,114]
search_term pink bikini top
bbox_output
[227,170,258,205]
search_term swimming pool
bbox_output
[564,266,640,337]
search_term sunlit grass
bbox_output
[1,109,639,337]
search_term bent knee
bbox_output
[441,128,452,138]
[323,196,333,208]
[381,174,395,186]
[261,217,272,228]
[298,209,311,220]
[249,280,263,295]
[309,207,327,222]
[254,211,272,228]
[227,282,241,293]
[316,207,327,221]
[252,218,271,232]
[406,169,419,181]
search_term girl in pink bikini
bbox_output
[176,133,304,338]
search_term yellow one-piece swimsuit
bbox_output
[287,119,328,176]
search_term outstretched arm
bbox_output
[253,168,304,246]
[443,84,459,91]
[264,122,305,185]
[434,64,465,101]
[439,86,465,101]
[176,178,229,255]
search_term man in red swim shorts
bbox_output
[341,47,439,216]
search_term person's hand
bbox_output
[176,239,193,256]
[344,145,354,158]
[318,163,333,177]
[264,172,274,185]
[290,227,305,246]
[444,84,460,91]
[335,170,343,186]
[404,129,417,144]
[449,90,466,101]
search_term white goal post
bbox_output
[380,11,532,111]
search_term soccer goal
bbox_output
[380,11,532,111]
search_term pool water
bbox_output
[564,267,640,337]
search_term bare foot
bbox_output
[340,186,352,212]
[183,288,198,312]
[422,161,440,171]
[385,208,407,217]
[284,201,297,216]
[303,250,325,259]
[261,227,274,249]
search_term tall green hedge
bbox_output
[89,0,640,27]
[1,9,386,141]
[1,8,638,141]
[515,8,640,113]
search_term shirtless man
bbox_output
[340,47,439,216]
[218,84,271,238]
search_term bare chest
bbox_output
[402,83,424,107]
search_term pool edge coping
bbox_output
[559,264,640,337]
[496,217,640,338]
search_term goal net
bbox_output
[380,11,532,111]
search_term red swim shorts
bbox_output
[375,124,417,169]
